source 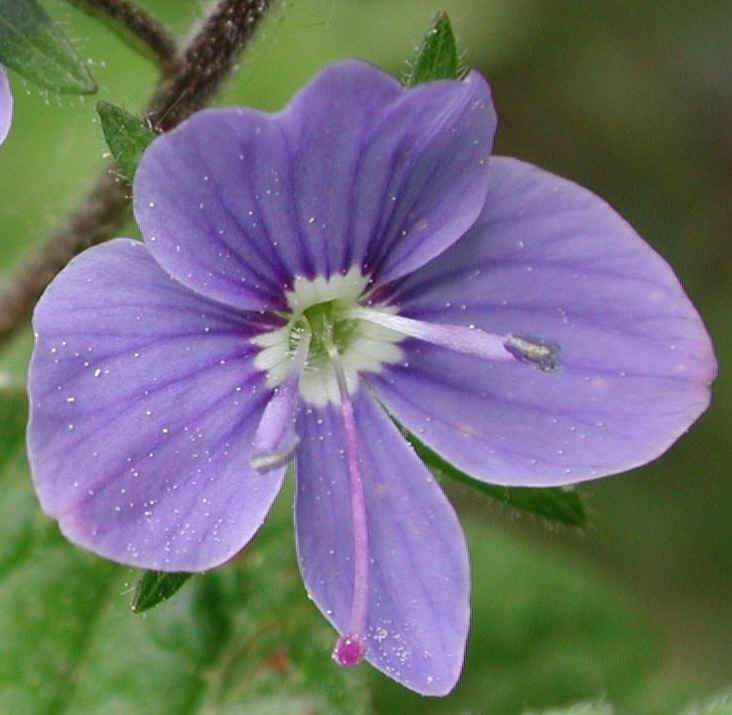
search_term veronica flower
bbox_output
[28,61,716,695]
[0,65,12,145]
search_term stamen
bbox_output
[349,306,560,371]
[250,330,310,474]
[504,334,560,372]
[328,344,369,668]
[349,305,511,361]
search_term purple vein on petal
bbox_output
[50,376,269,512]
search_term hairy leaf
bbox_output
[406,11,460,85]
[0,0,96,93]
[131,570,191,613]
[97,101,156,180]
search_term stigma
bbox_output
[333,633,367,667]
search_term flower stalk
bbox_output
[0,0,277,347]
[66,0,179,73]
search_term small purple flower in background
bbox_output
[0,65,13,145]
[28,61,716,695]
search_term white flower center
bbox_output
[252,267,403,407]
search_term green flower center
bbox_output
[291,300,361,368]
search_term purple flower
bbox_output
[28,61,716,695]
[0,65,12,145]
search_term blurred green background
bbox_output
[0,1,730,713]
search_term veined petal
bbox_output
[373,157,716,486]
[28,239,285,571]
[282,62,495,285]
[0,65,12,146]
[295,390,469,695]
[133,60,495,310]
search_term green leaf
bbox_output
[406,10,460,86]
[131,570,191,613]
[97,101,156,180]
[407,431,587,527]
[0,0,96,93]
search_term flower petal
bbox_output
[133,60,495,310]
[295,390,469,695]
[0,65,12,146]
[372,157,716,486]
[28,239,284,571]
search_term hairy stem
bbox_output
[0,0,276,346]
[67,0,179,72]
[147,0,274,130]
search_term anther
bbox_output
[504,334,560,372]
[250,330,311,473]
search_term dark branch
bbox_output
[0,0,277,345]
[147,0,273,130]
[68,0,179,72]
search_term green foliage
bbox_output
[130,570,191,613]
[97,101,156,180]
[0,386,26,471]
[524,703,614,715]
[0,0,96,93]
[0,390,368,713]
[681,692,732,715]
[406,10,460,85]
[409,431,587,527]
[369,515,654,715]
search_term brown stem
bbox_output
[147,0,274,130]
[67,0,179,72]
[0,0,276,346]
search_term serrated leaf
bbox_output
[407,431,587,527]
[0,0,96,93]
[97,101,156,180]
[131,570,191,613]
[406,10,459,86]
